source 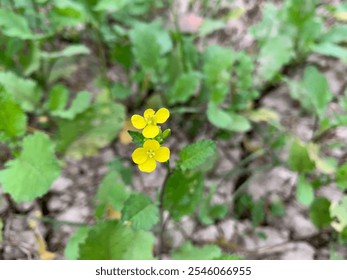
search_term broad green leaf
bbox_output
[0,132,61,202]
[0,90,27,138]
[64,227,90,260]
[41,45,90,59]
[258,35,294,81]
[57,102,125,159]
[336,163,347,190]
[303,66,333,117]
[163,170,204,220]
[309,196,332,228]
[313,43,347,63]
[94,0,129,11]
[0,72,41,112]
[0,8,37,39]
[79,221,155,260]
[172,242,221,260]
[296,175,314,206]
[288,139,315,173]
[50,0,89,28]
[330,196,347,232]
[111,83,131,100]
[320,25,347,44]
[95,170,129,220]
[121,193,159,230]
[167,72,200,105]
[179,139,216,171]
[48,84,69,112]
[127,131,145,147]
[207,103,251,132]
[203,45,233,88]
[53,91,92,119]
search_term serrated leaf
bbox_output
[128,130,145,147]
[296,175,314,206]
[163,170,204,220]
[0,90,27,138]
[288,139,315,173]
[309,196,332,228]
[336,163,347,190]
[167,72,200,105]
[121,193,159,230]
[56,102,125,159]
[330,196,347,232]
[258,35,294,81]
[179,139,216,171]
[95,170,129,220]
[79,221,155,260]
[172,242,221,260]
[0,132,61,202]
[41,45,90,59]
[0,71,41,112]
[64,227,90,260]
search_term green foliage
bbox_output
[178,139,216,171]
[167,72,200,105]
[128,131,146,147]
[336,164,347,190]
[172,242,222,260]
[0,90,27,138]
[79,221,155,260]
[330,197,347,233]
[309,197,332,228]
[163,170,204,221]
[296,175,314,206]
[288,139,315,173]
[0,132,61,202]
[64,227,90,260]
[121,193,159,230]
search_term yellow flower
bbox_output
[131,108,170,138]
[132,139,170,173]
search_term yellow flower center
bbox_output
[145,116,156,126]
[146,149,155,158]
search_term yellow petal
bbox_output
[155,147,170,162]
[142,124,160,138]
[144,108,155,119]
[138,158,157,173]
[131,114,146,129]
[154,108,170,124]
[132,148,148,164]
[143,139,160,151]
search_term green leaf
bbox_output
[207,102,251,132]
[56,102,125,159]
[199,19,225,37]
[172,242,221,260]
[53,91,92,119]
[251,199,265,227]
[330,196,347,232]
[0,71,41,112]
[296,175,314,206]
[303,66,333,117]
[48,84,69,113]
[313,43,347,63]
[79,221,155,260]
[178,139,216,171]
[64,227,90,260]
[41,45,90,59]
[128,130,145,147]
[270,200,285,217]
[320,25,347,44]
[336,164,347,190]
[122,193,159,230]
[0,8,37,39]
[258,35,294,81]
[0,132,61,202]
[95,170,129,219]
[288,139,315,173]
[309,196,332,228]
[94,0,129,12]
[167,72,200,105]
[0,90,27,138]
[163,170,204,220]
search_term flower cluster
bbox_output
[130,108,171,173]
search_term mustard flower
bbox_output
[131,108,170,139]
[132,139,170,173]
